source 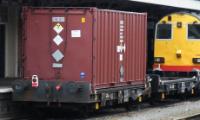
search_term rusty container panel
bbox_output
[22,7,147,89]
[93,10,147,89]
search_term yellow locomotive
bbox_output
[154,12,200,72]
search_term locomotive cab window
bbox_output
[188,24,200,39]
[156,24,172,39]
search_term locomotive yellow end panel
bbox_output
[154,13,200,72]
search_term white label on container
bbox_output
[71,30,81,38]
[52,17,65,22]
[117,44,126,53]
[52,63,63,68]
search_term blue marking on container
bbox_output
[80,72,86,79]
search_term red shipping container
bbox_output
[22,7,147,90]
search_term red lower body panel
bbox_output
[153,64,200,72]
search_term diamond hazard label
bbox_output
[52,49,64,62]
[53,35,63,46]
[53,23,63,34]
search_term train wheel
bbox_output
[125,103,132,111]
[124,98,134,111]
[31,108,46,120]
[79,104,94,118]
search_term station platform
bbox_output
[0,78,17,119]
[0,78,16,93]
[0,87,13,94]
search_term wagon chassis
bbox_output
[150,74,200,100]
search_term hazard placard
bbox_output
[53,23,64,34]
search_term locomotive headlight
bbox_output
[154,57,165,63]
[193,58,200,64]
[176,50,182,58]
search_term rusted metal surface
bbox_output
[22,7,147,90]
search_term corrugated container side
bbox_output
[124,13,147,82]
[93,10,119,88]
[93,9,147,89]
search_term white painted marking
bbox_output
[120,36,124,39]
[119,54,123,61]
[120,20,124,24]
[120,25,124,29]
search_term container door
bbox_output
[23,9,56,80]
[23,8,93,82]
[60,9,93,82]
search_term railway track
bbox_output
[9,98,193,120]
[0,93,198,120]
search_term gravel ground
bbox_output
[87,99,200,120]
